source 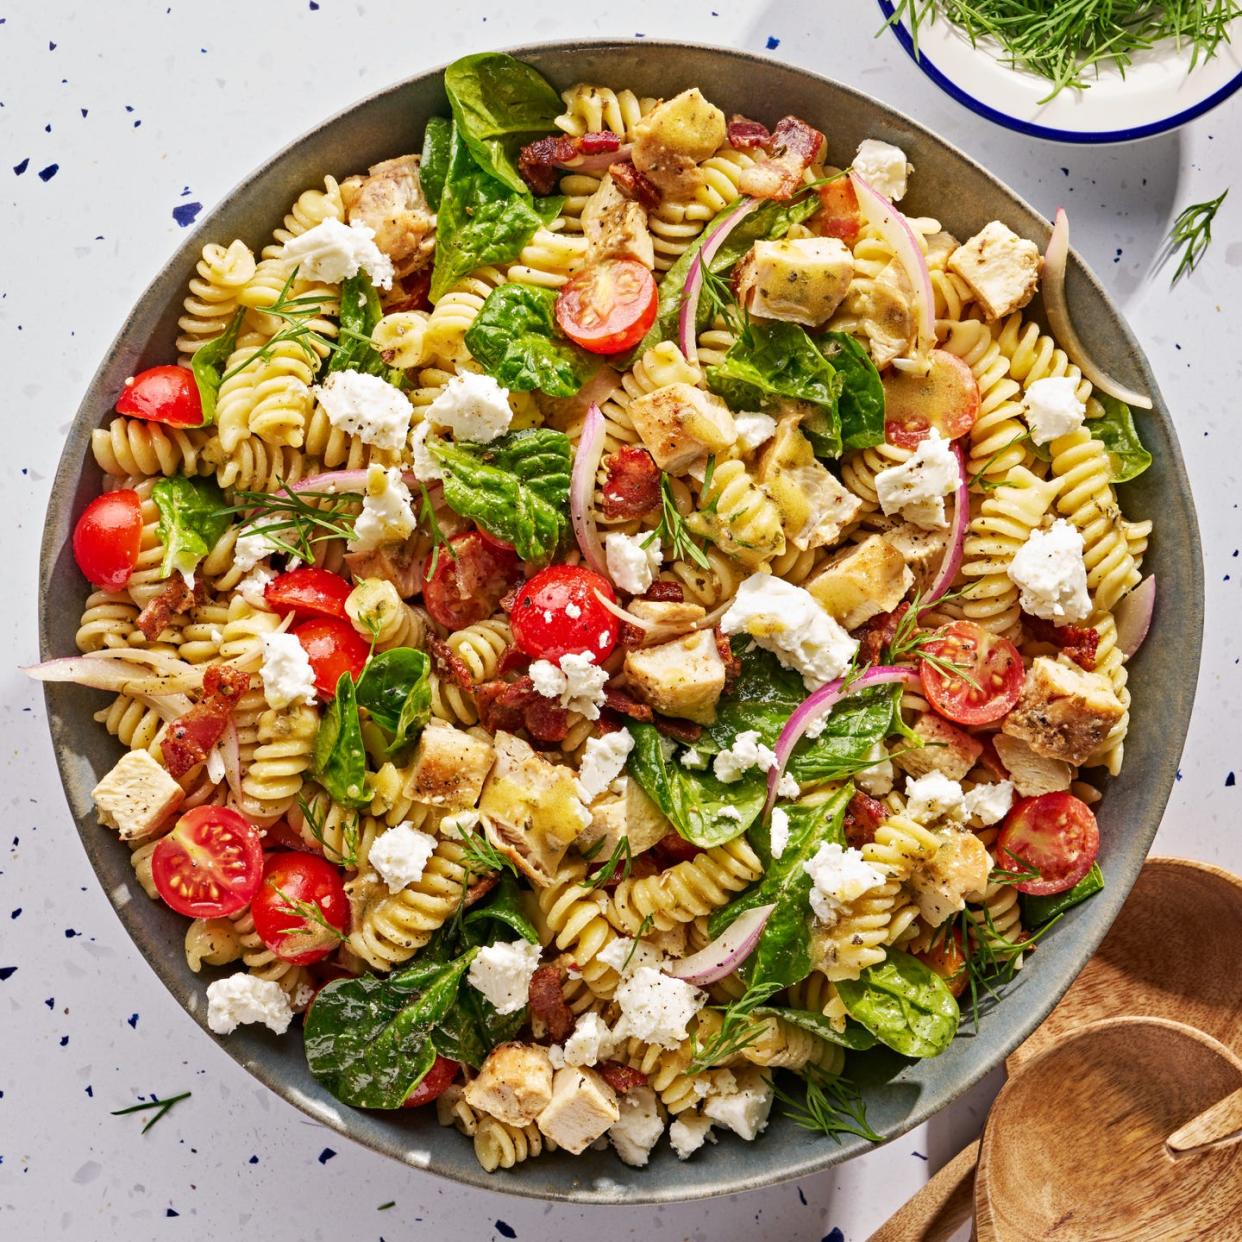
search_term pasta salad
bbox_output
[37,52,1158,1172]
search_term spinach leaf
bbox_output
[419,115,452,212]
[706,321,845,458]
[443,52,563,196]
[303,948,477,1108]
[312,673,371,809]
[1090,395,1152,483]
[463,871,540,945]
[355,648,431,755]
[190,307,244,425]
[431,124,563,302]
[329,271,400,382]
[834,950,960,1058]
[820,330,885,452]
[753,1004,878,1050]
[1022,862,1104,927]
[150,476,231,580]
[464,283,597,397]
[708,790,850,990]
[429,428,571,564]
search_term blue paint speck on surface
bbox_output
[310,0,319,7]
[85,1085,93,1097]
[45,997,54,1008]
[318,1147,336,1164]
[81,107,88,117]
[127,1013,139,1028]
[797,1186,807,1205]
[38,163,59,181]
[59,1035,69,1046]
[48,40,56,50]
[13,158,28,175]
[0,966,16,981]
[496,1223,517,1240]
[166,1208,179,1218]
[64,928,78,938]
[173,202,202,227]
[10,908,20,918]
[766,35,780,48]
[1227,772,1236,787]
[248,1155,259,1164]
[913,1150,928,1160]
[822,1231,845,1242]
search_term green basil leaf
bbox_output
[419,115,452,212]
[820,330,885,452]
[329,271,401,383]
[356,647,431,755]
[150,475,231,580]
[312,673,371,809]
[1090,395,1152,483]
[753,1004,878,1050]
[835,949,960,1058]
[190,307,244,425]
[463,871,541,944]
[1022,862,1104,927]
[429,428,571,564]
[443,52,563,196]
[464,283,597,397]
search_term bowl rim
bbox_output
[38,36,1204,1203]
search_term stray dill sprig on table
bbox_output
[643,473,711,570]
[226,482,363,563]
[1166,190,1228,285]
[111,1090,192,1134]
[771,1067,882,1143]
[686,978,783,1073]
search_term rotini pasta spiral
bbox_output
[345,579,427,651]
[687,457,785,567]
[175,239,257,364]
[534,863,622,1001]
[91,417,213,479]
[554,84,655,140]
[238,704,319,822]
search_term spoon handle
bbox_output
[866,1139,980,1242]
[1166,1086,1242,1157]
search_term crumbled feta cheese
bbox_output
[368,822,438,893]
[206,973,294,1036]
[721,574,858,691]
[605,532,662,595]
[804,714,827,739]
[680,746,707,769]
[702,1068,774,1141]
[233,524,285,573]
[609,1085,665,1167]
[236,562,276,610]
[408,419,442,482]
[856,741,895,797]
[875,429,960,530]
[291,982,316,1013]
[734,411,778,452]
[770,806,791,859]
[803,841,887,923]
[613,965,706,1049]
[905,771,968,825]
[280,216,394,288]
[576,731,635,802]
[547,1044,566,1070]
[963,780,1015,827]
[565,601,582,619]
[1008,518,1092,624]
[425,371,512,443]
[466,939,543,1016]
[713,729,778,784]
[563,1011,615,1067]
[259,631,318,709]
[669,1111,716,1159]
[657,734,678,762]
[349,465,417,552]
[1023,377,1086,446]
[853,138,912,202]
[438,809,480,840]
[528,652,610,720]
[717,805,745,823]
[598,937,664,979]
[313,369,413,451]
[776,771,800,800]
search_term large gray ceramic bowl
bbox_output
[39,40,1202,1204]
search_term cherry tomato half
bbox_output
[919,620,1024,727]
[151,806,264,919]
[883,350,980,450]
[72,489,143,590]
[995,792,1100,896]
[265,566,352,621]
[422,529,522,631]
[292,616,371,697]
[509,564,619,663]
[402,1055,461,1108]
[251,852,350,965]
[115,364,203,428]
[555,259,658,355]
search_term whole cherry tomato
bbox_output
[251,852,350,966]
[509,564,619,663]
[72,489,142,589]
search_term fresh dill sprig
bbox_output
[227,482,363,563]
[771,1067,882,1143]
[272,884,346,945]
[111,1090,192,1134]
[458,824,519,881]
[295,793,359,870]
[987,847,1042,886]
[418,481,457,579]
[643,473,711,570]
[221,266,337,381]
[967,430,1031,491]
[879,589,981,691]
[621,914,655,972]
[579,836,633,892]
[1166,190,1228,285]
[686,978,783,1073]
[699,264,750,341]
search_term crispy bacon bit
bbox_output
[738,115,826,201]
[382,266,433,315]
[643,581,684,603]
[857,602,911,666]
[814,177,862,244]
[715,628,742,696]
[727,114,771,149]
[464,871,500,908]
[1022,615,1100,671]
[497,645,531,678]
[601,446,661,522]
[603,685,653,722]
[598,1062,648,1094]
[162,664,251,779]
[578,131,623,156]
[843,791,889,849]
[529,964,575,1044]
[427,634,474,689]
[518,131,625,195]
[344,534,423,599]
[135,577,202,641]
[653,830,703,866]
[474,677,571,744]
[653,715,701,744]
[609,159,661,211]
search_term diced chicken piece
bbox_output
[735,238,853,328]
[871,517,949,589]
[896,713,983,782]
[624,629,727,725]
[578,776,672,859]
[993,734,1073,798]
[480,732,589,886]
[631,88,726,199]
[536,1065,620,1155]
[464,1042,554,1128]
[908,828,990,926]
[845,261,916,368]
[947,221,1041,321]
[923,229,960,272]
[581,173,655,269]
[92,750,185,842]
[627,598,708,627]
[1001,656,1125,766]
[406,719,496,809]
[346,154,435,276]
[806,534,913,630]
[756,414,863,551]
[343,533,424,599]
[627,383,737,473]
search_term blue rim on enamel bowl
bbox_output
[877,0,1242,143]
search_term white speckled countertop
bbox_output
[2,2,1239,1239]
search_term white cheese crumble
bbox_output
[233,524,286,573]
[853,138,912,202]
[597,937,664,979]
[313,369,413,451]
[576,731,635,802]
[701,1068,774,1141]
[206,973,294,1036]
[259,631,318,709]
[605,532,662,596]
[856,741,895,797]
[349,465,417,552]
[438,809,480,840]
[905,771,968,825]
[1008,518,1092,624]
[963,780,1015,827]
[368,821,438,893]
[236,562,276,610]
[466,939,543,1016]
[733,411,778,452]
[776,771,800,800]
[1023,376,1086,446]
[721,574,859,691]
[875,429,960,530]
[669,1111,716,1159]
[562,1011,615,1067]
[609,1086,665,1167]
[280,217,394,288]
[528,652,610,720]
[408,419,442,482]
[424,370,513,444]
[679,746,707,769]
[802,842,887,923]
[717,805,745,823]
[769,806,791,859]
[612,965,706,1049]
[712,729,778,784]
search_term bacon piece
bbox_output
[383,266,432,314]
[601,446,661,522]
[497,645,531,678]
[578,131,623,156]
[162,664,251,779]
[737,116,826,201]
[523,694,573,744]
[135,577,202,641]
[843,791,889,849]
[344,534,423,599]
[715,628,741,697]
[857,602,911,667]
[814,177,862,245]
[609,159,661,211]
[653,715,701,744]
[598,1062,648,1094]
[1022,615,1100,671]
[528,964,575,1044]
[474,677,571,744]
[603,685,652,723]
[727,114,771,149]
[643,581,684,603]
[427,634,474,689]
[464,871,499,908]
[518,132,625,195]
[653,830,703,866]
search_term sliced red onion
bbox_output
[1043,209,1153,410]
[593,589,734,646]
[594,589,656,630]
[679,197,760,363]
[134,691,193,720]
[217,716,244,797]
[24,652,203,696]
[665,903,776,985]
[570,403,609,577]
[290,469,420,495]
[1114,574,1155,658]
[926,442,968,606]
[765,665,922,819]
[850,173,935,360]
[558,143,633,174]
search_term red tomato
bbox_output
[883,350,980,450]
[915,929,968,999]
[555,259,658,355]
[72,489,143,590]
[265,566,352,621]
[292,617,371,697]
[919,621,1024,727]
[115,365,203,427]
[422,530,522,631]
[151,806,264,919]
[814,177,862,244]
[251,852,351,965]
[509,564,619,662]
[262,817,323,856]
[995,792,1100,896]
[402,1055,461,1108]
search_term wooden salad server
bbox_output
[1166,1085,1242,1158]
